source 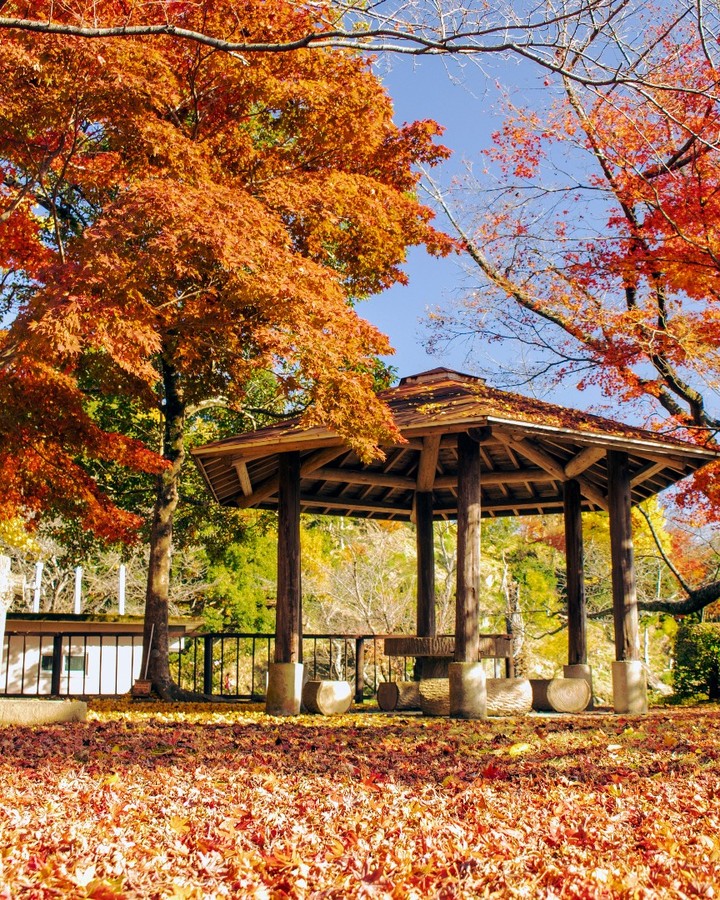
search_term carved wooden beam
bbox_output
[416,435,441,492]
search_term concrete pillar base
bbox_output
[266,662,304,716]
[612,660,647,714]
[564,663,594,710]
[449,662,487,719]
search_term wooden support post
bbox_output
[275,452,302,664]
[564,478,587,666]
[455,432,482,663]
[416,491,436,638]
[607,451,640,662]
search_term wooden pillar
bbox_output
[564,478,587,665]
[607,450,640,661]
[455,432,482,663]
[275,451,302,664]
[416,491,436,638]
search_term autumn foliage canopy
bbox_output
[430,30,720,517]
[0,0,452,540]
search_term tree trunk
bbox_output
[141,353,186,699]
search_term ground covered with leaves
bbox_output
[1,703,719,898]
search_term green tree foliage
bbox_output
[202,517,277,633]
[673,622,720,700]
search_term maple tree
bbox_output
[2,701,720,896]
[0,0,453,696]
[425,28,720,613]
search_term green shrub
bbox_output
[673,622,720,699]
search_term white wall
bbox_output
[0,635,145,695]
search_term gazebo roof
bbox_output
[192,368,719,520]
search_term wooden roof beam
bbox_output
[233,461,253,497]
[564,446,605,478]
[630,461,667,487]
[433,468,552,489]
[300,496,412,516]
[237,447,347,509]
[310,468,413,489]
[638,451,690,473]
[496,433,609,511]
[416,435,441,492]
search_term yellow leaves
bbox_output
[0,517,40,553]
[325,838,346,860]
[168,816,190,836]
[507,741,533,757]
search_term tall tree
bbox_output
[429,32,720,443]
[0,0,452,696]
[426,28,720,611]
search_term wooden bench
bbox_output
[383,635,515,680]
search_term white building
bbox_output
[1,615,201,696]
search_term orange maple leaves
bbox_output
[0,0,454,536]
[2,704,720,897]
[445,31,720,445]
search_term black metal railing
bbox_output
[0,630,413,700]
[171,633,413,702]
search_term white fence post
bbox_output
[0,555,10,677]
[32,561,43,613]
[74,566,83,615]
[118,564,126,616]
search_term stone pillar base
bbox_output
[266,662,304,716]
[449,662,487,719]
[564,663,594,710]
[612,660,647,714]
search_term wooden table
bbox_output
[383,635,515,680]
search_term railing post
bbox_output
[51,635,63,697]
[203,635,214,695]
[355,637,365,704]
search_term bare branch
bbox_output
[0,1,714,94]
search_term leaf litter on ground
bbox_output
[1,702,720,898]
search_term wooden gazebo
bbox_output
[193,369,719,716]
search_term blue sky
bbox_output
[362,56,511,380]
[363,57,615,417]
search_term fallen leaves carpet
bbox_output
[1,703,719,898]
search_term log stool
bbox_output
[302,680,352,715]
[530,677,591,713]
[376,681,422,712]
